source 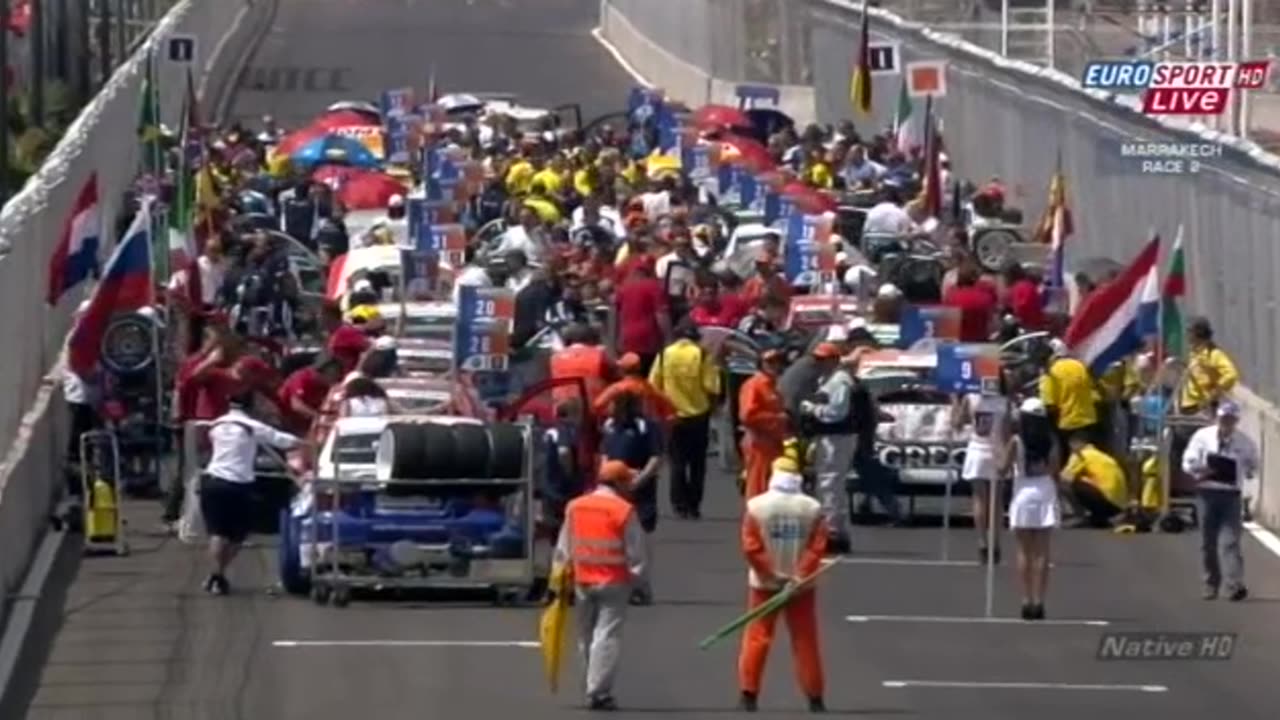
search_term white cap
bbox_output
[1049,338,1069,358]
[847,317,868,332]
[824,324,849,343]
[1217,400,1241,418]
[353,278,374,293]
[1019,398,1047,416]
[877,283,903,299]
[388,194,405,208]
[374,336,398,351]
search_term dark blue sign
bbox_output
[454,286,515,374]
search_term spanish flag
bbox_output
[849,1,873,115]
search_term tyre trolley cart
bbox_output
[305,417,538,608]
[80,429,130,556]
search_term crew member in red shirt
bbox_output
[742,252,791,307]
[614,263,670,372]
[689,281,737,328]
[321,300,371,373]
[278,355,344,436]
[1003,262,1047,331]
[942,265,998,342]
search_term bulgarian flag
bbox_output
[1160,226,1186,360]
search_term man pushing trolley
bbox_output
[551,460,648,711]
[738,454,829,712]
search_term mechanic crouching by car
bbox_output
[200,392,303,595]
[799,342,859,554]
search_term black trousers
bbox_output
[66,402,97,497]
[668,413,711,513]
[1071,480,1124,525]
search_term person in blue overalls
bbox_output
[542,399,585,536]
[599,392,662,605]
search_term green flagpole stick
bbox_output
[698,560,838,651]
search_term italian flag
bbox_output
[893,77,922,155]
[1161,226,1186,360]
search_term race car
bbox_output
[850,348,969,512]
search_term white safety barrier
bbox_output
[0,0,252,625]
[598,0,1280,530]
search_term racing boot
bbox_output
[738,692,758,712]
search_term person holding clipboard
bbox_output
[1181,401,1259,601]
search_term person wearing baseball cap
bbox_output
[738,348,791,499]
[1181,399,1258,601]
[551,458,647,710]
[798,342,858,553]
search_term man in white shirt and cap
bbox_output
[200,392,303,595]
[862,188,913,242]
[1182,400,1259,601]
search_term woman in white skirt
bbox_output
[998,398,1062,620]
[952,388,1012,564]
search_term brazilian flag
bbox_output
[138,56,163,175]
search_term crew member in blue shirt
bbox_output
[599,392,662,605]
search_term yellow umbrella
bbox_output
[538,565,573,694]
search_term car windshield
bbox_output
[332,433,380,465]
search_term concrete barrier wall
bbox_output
[599,0,1280,531]
[0,0,253,629]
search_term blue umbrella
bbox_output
[289,133,381,169]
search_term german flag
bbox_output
[849,1,872,115]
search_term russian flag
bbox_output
[46,174,102,305]
[68,203,155,377]
[1063,235,1161,374]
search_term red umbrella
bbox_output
[311,165,362,188]
[310,109,381,131]
[335,171,409,210]
[692,104,750,130]
[718,134,776,173]
[779,182,838,214]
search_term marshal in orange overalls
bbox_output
[737,351,789,499]
[738,459,828,706]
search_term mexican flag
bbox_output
[893,77,922,155]
[1161,226,1186,359]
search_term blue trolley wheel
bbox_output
[278,508,310,595]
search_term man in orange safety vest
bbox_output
[551,460,647,711]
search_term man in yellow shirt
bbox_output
[1178,318,1239,415]
[1039,340,1100,452]
[649,321,723,519]
[1060,433,1127,527]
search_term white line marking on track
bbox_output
[837,558,980,567]
[272,640,539,648]
[1244,521,1280,558]
[846,615,1110,626]
[883,680,1168,693]
[590,27,655,88]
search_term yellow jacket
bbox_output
[648,339,721,418]
[1039,357,1099,430]
[1179,345,1239,412]
[1061,444,1128,509]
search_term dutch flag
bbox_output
[46,174,102,306]
[1063,235,1162,374]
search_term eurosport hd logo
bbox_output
[1083,60,1271,176]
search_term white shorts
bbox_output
[962,446,997,483]
[1009,476,1060,529]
